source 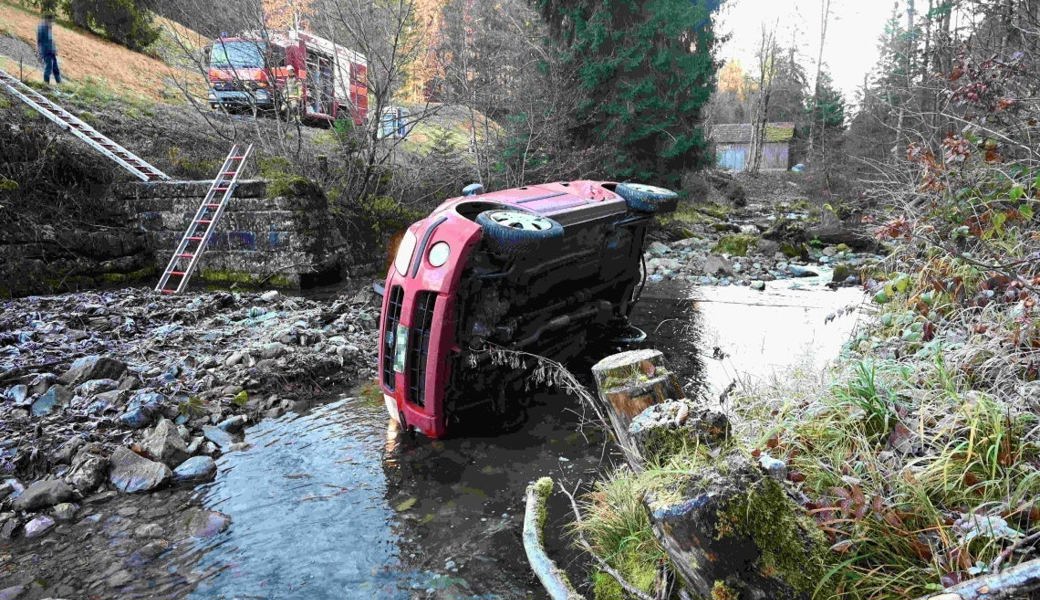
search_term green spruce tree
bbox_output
[533,0,721,188]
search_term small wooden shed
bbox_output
[710,122,795,172]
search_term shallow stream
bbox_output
[181,275,867,599]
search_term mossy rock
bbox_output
[713,234,758,257]
[645,452,829,599]
[779,242,809,260]
[831,263,855,283]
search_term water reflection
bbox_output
[189,398,416,599]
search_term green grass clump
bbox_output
[573,470,667,600]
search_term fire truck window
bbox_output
[211,41,267,69]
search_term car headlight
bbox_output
[428,242,450,267]
[394,229,417,275]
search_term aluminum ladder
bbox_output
[155,144,254,295]
[0,67,169,182]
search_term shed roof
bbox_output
[710,122,795,144]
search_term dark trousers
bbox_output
[42,54,61,84]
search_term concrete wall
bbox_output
[118,179,350,289]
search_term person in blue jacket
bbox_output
[37,13,62,85]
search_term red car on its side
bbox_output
[377,180,678,439]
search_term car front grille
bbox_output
[382,285,404,390]
[406,291,436,408]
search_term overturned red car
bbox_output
[377,180,678,438]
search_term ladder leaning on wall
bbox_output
[154,144,254,295]
[0,67,169,182]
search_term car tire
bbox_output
[615,182,679,214]
[475,209,563,257]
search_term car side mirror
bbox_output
[462,183,484,197]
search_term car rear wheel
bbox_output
[476,209,564,257]
[615,182,679,214]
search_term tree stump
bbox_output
[644,452,829,600]
[628,400,730,467]
[591,349,682,469]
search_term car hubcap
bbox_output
[489,211,552,232]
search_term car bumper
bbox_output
[208,89,274,108]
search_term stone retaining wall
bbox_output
[117,179,349,289]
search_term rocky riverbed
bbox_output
[0,285,379,595]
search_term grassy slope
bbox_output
[0,1,204,103]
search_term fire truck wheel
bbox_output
[615,182,679,214]
[475,209,563,257]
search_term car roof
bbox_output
[461,181,624,217]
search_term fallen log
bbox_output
[916,556,1040,600]
[522,477,584,600]
[591,349,682,469]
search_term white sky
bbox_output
[716,0,899,104]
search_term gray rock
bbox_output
[24,515,55,539]
[217,414,248,433]
[202,425,234,449]
[65,450,109,494]
[108,569,133,588]
[260,290,280,302]
[703,255,734,277]
[647,241,671,256]
[789,264,819,278]
[758,453,788,481]
[31,384,72,416]
[12,479,75,512]
[0,516,19,540]
[750,280,766,291]
[0,585,25,600]
[134,523,164,538]
[140,419,189,467]
[75,378,119,396]
[4,385,28,405]
[0,480,18,503]
[173,456,217,484]
[108,447,171,494]
[189,510,231,538]
[119,391,164,429]
[260,342,286,359]
[129,539,170,564]
[53,436,86,465]
[224,351,246,367]
[51,502,79,521]
[59,356,127,386]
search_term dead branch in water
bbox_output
[522,477,584,600]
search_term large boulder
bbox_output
[140,419,189,467]
[11,479,75,512]
[59,356,127,386]
[109,447,171,494]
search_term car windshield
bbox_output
[211,41,266,69]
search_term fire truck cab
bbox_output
[207,30,368,125]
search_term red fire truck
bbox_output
[207,30,368,125]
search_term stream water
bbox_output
[179,277,867,599]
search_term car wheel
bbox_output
[475,209,563,257]
[615,182,679,214]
